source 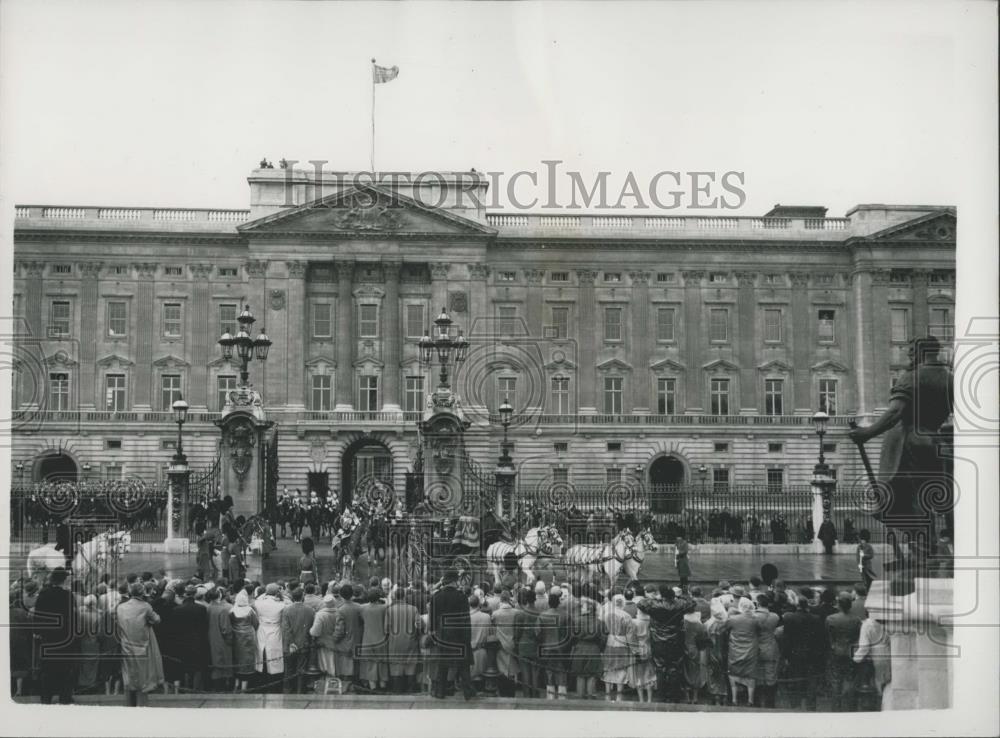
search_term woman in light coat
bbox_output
[254,583,286,677]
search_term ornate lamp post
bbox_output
[494,396,516,519]
[218,304,271,389]
[166,398,189,542]
[16,461,25,489]
[698,463,708,494]
[810,409,836,553]
[419,308,469,395]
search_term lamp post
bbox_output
[218,304,271,389]
[698,464,708,494]
[495,396,515,519]
[811,409,835,553]
[419,308,469,393]
[15,461,24,490]
[167,398,189,541]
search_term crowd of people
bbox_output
[10,544,891,711]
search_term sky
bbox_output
[0,1,995,216]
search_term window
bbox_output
[498,306,517,335]
[552,468,569,484]
[162,303,182,338]
[49,300,71,337]
[497,271,517,282]
[710,378,730,415]
[358,375,379,412]
[313,302,333,338]
[406,304,425,338]
[656,378,676,415]
[113,265,128,276]
[764,274,782,285]
[766,467,784,491]
[604,307,622,341]
[105,374,127,412]
[656,272,675,283]
[889,271,909,284]
[709,308,728,342]
[929,272,950,285]
[161,439,176,451]
[404,376,425,413]
[165,266,183,277]
[768,442,783,453]
[763,309,782,343]
[160,374,182,411]
[714,442,729,452]
[498,377,517,411]
[49,372,70,411]
[604,272,622,283]
[550,271,569,283]
[603,377,623,414]
[929,307,954,341]
[890,308,909,343]
[218,267,238,278]
[217,375,238,410]
[52,264,72,275]
[818,378,838,416]
[606,468,623,484]
[358,304,379,338]
[311,375,332,411]
[107,301,128,337]
[710,272,728,284]
[607,442,622,453]
[656,308,675,342]
[553,442,568,454]
[823,442,837,454]
[106,439,123,450]
[817,309,836,342]
[712,468,730,493]
[551,307,569,338]
[764,378,784,416]
[220,304,238,337]
[551,376,570,414]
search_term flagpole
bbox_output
[370,58,376,173]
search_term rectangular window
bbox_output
[313,302,333,338]
[358,375,379,412]
[656,272,675,283]
[497,271,517,282]
[890,308,910,343]
[49,372,70,411]
[551,307,569,338]
[606,467,623,484]
[404,376,425,413]
[50,300,71,337]
[311,375,332,411]
[607,442,623,453]
[164,266,183,277]
[604,272,622,283]
[929,307,954,342]
[218,267,238,278]
[766,467,784,491]
[819,378,838,416]
[710,377,730,415]
[406,304,425,338]
[106,439,122,450]
[929,272,950,285]
[549,271,569,283]
[709,308,729,342]
[553,442,568,453]
[105,374,127,412]
[498,306,517,335]
[107,301,128,337]
[818,309,836,342]
[604,307,622,341]
[823,442,837,454]
[714,442,729,452]
[52,264,72,275]
[217,375,238,411]
[160,374,182,411]
[498,377,517,411]
[710,272,728,284]
[764,378,784,416]
[656,308,675,342]
[603,377,623,414]
[656,378,676,415]
[712,468,730,493]
[552,468,569,484]
[768,442,783,453]
[162,303,182,338]
[220,304,238,337]
[763,309,782,343]
[359,304,379,338]
[551,376,570,414]
[113,265,128,276]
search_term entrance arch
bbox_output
[649,455,685,514]
[340,437,394,507]
[34,452,79,484]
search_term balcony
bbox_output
[488,413,857,427]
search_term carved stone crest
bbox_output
[309,438,327,464]
[432,438,456,475]
[333,196,402,231]
[270,289,286,311]
[449,291,468,313]
[228,419,257,487]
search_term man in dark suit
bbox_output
[780,598,825,710]
[429,569,476,700]
[170,585,211,691]
[333,583,364,688]
[33,567,78,704]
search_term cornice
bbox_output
[14,229,245,246]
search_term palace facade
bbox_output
[10,168,957,503]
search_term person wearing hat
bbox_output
[205,586,235,692]
[826,592,863,711]
[332,583,364,688]
[116,581,165,705]
[168,584,210,692]
[385,586,422,693]
[229,590,259,692]
[253,582,287,681]
[33,567,79,703]
[309,589,341,682]
[429,569,476,700]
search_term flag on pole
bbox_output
[373,63,399,84]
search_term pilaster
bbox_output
[576,269,598,413]
[133,262,157,409]
[78,261,103,409]
[630,270,651,411]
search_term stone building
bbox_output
[10,168,956,506]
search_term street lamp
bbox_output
[172,399,189,463]
[420,307,468,390]
[495,396,516,519]
[218,304,271,388]
[811,410,830,467]
[698,464,709,494]
[167,398,190,542]
[810,409,835,554]
[81,462,91,482]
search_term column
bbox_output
[189,264,214,409]
[576,270,598,412]
[736,271,757,412]
[285,261,308,409]
[468,263,490,340]
[871,270,892,407]
[245,260,269,395]
[790,272,811,411]
[912,269,930,339]
[525,269,545,339]
[429,263,450,319]
[20,261,45,341]
[133,263,157,408]
[335,259,355,409]
[76,262,102,408]
[630,270,651,412]
[382,261,402,410]
[681,271,705,411]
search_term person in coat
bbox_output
[333,582,364,686]
[637,584,693,703]
[722,596,761,706]
[115,582,165,706]
[229,589,259,692]
[467,594,492,692]
[205,586,234,691]
[254,583,286,680]
[513,588,543,698]
[76,594,102,692]
[567,592,608,700]
[490,590,519,697]
[309,590,340,680]
[536,590,571,700]
[428,569,476,700]
[602,594,636,702]
[753,594,781,707]
[779,597,825,709]
[357,587,390,691]
[674,535,692,588]
[280,587,315,694]
[171,585,210,691]
[33,568,78,704]
[385,587,423,693]
[826,593,862,712]
[704,601,730,705]
[681,607,710,704]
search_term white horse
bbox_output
[563,527,658,587]
[72,530,132,591]
[486,525,563,587]
[621,528,658,583]
[26,543,67,585]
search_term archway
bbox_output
[35,452,79,484]
[340,437,394,507]
[649,455,685,513]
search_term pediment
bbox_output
[400,357,423,369]
[352,357,384,369]
[152,354,189,369]
[702,359,739,373]
[96,353,134,369]
[596,358,633,373]
[868,210,956,242]
[305,355,337,369]
[649,358,686,373]
[207,356,240,370]
[811,359,849,373]
[757,359,793,373]
[238,184,495,238]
